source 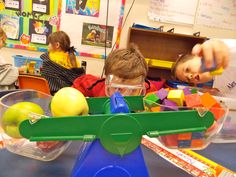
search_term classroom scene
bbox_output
[0,0,236,176]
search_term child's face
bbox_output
[175,55,213,84]
[105,75,145,97]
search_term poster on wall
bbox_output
[195,0,236,30]
[65,0,100,17]
[81,23,114,48]
[29,19,52,44]
[61,0,125,59]
[0,0,61,51]
[3,0,21,10]
[32,0,50,14]
[0,14,20,39]
[148,0,198,25]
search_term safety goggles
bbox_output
[105,75,146,97]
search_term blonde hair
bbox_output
[171,54,195,80]
[104,44,148,79]
[48,31,77,67]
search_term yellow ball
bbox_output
[50,87,89,117]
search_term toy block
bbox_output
[210,103,226,121]
[191,132,204,139]
[156,88,168,100]
[210,67,224,75]
[190,88,197,94]
[167,89,184,106]
[160,134,178,147]
[191,139,204,148]
[165,88,170,92]
[200,92,218,109]
[178,140,191,148]
[206,121,217,134]
[184,94,202,108]
[150,106,161,112]
[162,99,178,111]
[145,93,160,103]
[183,87,191,95]
[177,133,192,140]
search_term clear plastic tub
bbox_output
[208,96,236,143]
[0,90,71,161]
[143,89,228,150]
[178,87,236,143]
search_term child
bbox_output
[72,44,165,97]
[171,39,236,97]
[40,31,85,94]
[0,27,18,90]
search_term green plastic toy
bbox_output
[19,94,214,156]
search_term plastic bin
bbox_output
[0,90,70,161]
[13,55,42,69]
[143,88,228,150]
[210,96,236,143]
[188,88,236,143]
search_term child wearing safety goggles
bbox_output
[72,44,165,97]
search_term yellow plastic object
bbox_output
[167,89,184,106]
[210,67,224,76]
[18,75,51,95]
[145,58,174,69]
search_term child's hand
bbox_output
[192,39,230,70]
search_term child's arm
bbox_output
[192,39,230,70]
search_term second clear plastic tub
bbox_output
[0,90,71,161]
[143,88,228,150]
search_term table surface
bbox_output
[0,141,235,177]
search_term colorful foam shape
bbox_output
[145,93,160,103]
[177,133,192,140]
[178,140,191,148]
[184,94,202,108]
[190,88,197,94]
[162,99,178,111]
[167,90,184,106]
[210,103,226,121]
[183,87,191,95]
[159,134,178,147]
[150,106,161,112]
[156,88,168,100]
[191,139,204,148]
[191,132,204,139]
[200,92,218,109]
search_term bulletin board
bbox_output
[148,0,198,25]
[195,0,236,30]
[0,0,62,52]
[60,0,126,59]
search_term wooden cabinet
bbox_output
[128,27,208,80]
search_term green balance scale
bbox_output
[15,91,216,177]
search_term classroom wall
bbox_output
[1,0,236,77]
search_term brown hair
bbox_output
[48,31,77,67]
[171,53,195,80]
[0,27,7,39]
[104,44,148,79]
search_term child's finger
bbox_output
[192,44,202,56]
[201,41,214,69]
[213,40,230,69]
